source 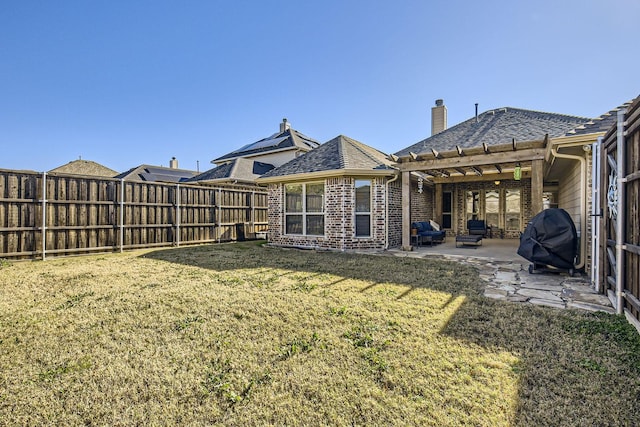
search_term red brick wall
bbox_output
[267,176,400,250]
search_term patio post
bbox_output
[531,159,544,215]
[402,171,412,250]
[434,183,443,225]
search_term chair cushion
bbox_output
[429,220,440,231]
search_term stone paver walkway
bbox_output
[383,248,614,313]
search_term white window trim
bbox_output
[505,188,522,231]
[355,179,372,238]
[284,182,325,236]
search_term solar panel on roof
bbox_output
[247,136,288,150]
[228,135,288,155]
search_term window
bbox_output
[505,189,521,231]
[285,183,324,235]
[466,191,480,222]
[485,190,499,229]
[355,180,371,237]
[442,191,452,229]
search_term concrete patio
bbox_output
[385,238,614,313]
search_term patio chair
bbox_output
[467,220,490,237]
[411,221,446,245]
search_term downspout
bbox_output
[550,145,586,270]
[592,137,603,292]
[385,173,400,249]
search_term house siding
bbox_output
[267,176,399,251]
[557,161,582,235]
[556,153,592,269]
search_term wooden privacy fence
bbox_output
[600,96,640,328]
[0,170,268,259]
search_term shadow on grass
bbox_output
[142,241,483,298]
[439,296,640,425]
[143,242,640,426]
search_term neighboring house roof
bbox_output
[396,107,590,157]
[257,135,397,182]
[187,158,275,184]
[49,159,118,177]
[213,124,320,163]
[565,98,637,136]
[115,165,198,183]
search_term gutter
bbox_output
[384,173,400,249]
[549,145,586,270]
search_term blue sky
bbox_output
[1,0,639,173]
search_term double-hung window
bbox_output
[505,189,521,231]
[285,183,324,235]
[355,180,371,237]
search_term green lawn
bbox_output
[1,242,639,425]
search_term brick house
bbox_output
[256,135,400,250]
[255,99,632,266]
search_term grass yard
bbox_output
[1,242,640,426]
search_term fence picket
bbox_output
[0,170,268,259]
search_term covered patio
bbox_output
[408,236,523,263]
[396,138,547,250]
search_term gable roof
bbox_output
[49,159,118,177]
[213,126,320,163]
[257,135,396,183]
[396,107,590,157]
[115,165,198,183]
[187,158,275,184]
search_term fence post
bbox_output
[217,187,221,243]
[41,172,47,260]
[175,184,181,247]
[120,178,125,253]
[251,191,256,238]
[615,108,626,315]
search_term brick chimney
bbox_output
[431,99,447,135]
[279,118,291,133]
[169,157,178,169]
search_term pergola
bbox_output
[394,136,548,250]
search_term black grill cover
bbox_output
[517,208,577,270]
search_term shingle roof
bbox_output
[259,135,396,179]
[565,98,637,136]
[396,107,591,157]
[114,165,198,183]
[187,158,274,183]
[213,127,320,163]
[49,160,118,177]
